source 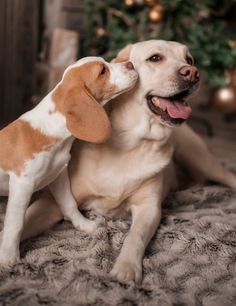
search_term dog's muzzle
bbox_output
[146,65,200,126]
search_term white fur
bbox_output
[109,62,137,95]
[21,94,71,139]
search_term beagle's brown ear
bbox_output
[112,44,133,63]
[65,87,111,143]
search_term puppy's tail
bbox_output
[22,191,63,241]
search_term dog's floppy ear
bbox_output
[112,44,133,63]
[64,86,111,143]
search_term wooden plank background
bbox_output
[0,0,39,127]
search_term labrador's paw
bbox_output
[75,218,99,234]
[110,259,142,284]
[0,248,19,266]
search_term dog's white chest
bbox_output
[23,138,74,190]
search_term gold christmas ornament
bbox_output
[124,0,135,7]
[96,26,106,37]
[213,86,236,114]
[148,4,164,23]
[144,0,157,7]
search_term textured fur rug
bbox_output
[0,162,236,306]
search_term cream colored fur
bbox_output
[21,40,236,284]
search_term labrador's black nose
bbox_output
[178,65,200,83]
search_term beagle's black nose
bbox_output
[178,65,200,83]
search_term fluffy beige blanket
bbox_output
[0,162,236,306]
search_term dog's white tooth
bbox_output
[151,96,160,107]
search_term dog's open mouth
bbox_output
[147,90,192,125]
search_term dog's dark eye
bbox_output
[148,54,162,62]
[186,56,194,65]
[100,65,107,76]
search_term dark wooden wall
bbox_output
[0,0,39,127]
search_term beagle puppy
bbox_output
[0,57,138,265]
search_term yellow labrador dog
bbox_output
[21,40,236,283]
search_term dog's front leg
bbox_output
[49,168,98,234]
[0,176,33,265]
[111,176,163,284]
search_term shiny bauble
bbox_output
[124,0,135,7]
[96,26,106,37]
[148,4,164,23]
[213,86,236,114]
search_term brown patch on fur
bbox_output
[52,62,119,111]
[52,61,115,143]
[0,120,59,175]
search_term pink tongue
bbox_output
[152,97,192,119]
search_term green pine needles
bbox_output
[82,0,236,87]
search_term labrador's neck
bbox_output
[107,90,173,150]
